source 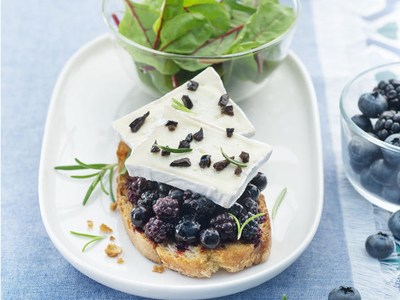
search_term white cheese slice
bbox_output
[125,106,272,208]
[113,67,255,150]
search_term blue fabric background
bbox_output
[1,1,353,299]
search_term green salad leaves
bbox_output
[117,0,295,94]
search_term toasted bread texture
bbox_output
[116,141,271,278]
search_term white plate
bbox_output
[39,34,323,299]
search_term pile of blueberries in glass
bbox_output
[348,79,400,203]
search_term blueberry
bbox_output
[328,286,361,300]
[168,188,184,204]
[397,171,400,188]
[382,184,400,203]
[365,232,394,259]
[200,228,220,249]
[242,183,260,201]
[175,216,201,244]
[349,159,365,174]
[360,168,383,195]
[348,136,380,166]
[382,134,400,165]
[250,172,267,191]
[130,205,152,228]
[388,210,400,239]
[351,114,373,132]
[369,158,397,186]
[158,182,172,194]
[358,92,388,118]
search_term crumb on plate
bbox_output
[117,258,125,264]
[105,244,122,257]
[152,264,165,274]
[87,220,93,229]
[100,223,113,233]
[110,202,118,211]
[110,236,116,241]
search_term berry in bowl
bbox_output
[102,0,299,100]
[340,62,400,211]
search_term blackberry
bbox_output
[138,190,159,207]
[144,216,173,243]
[210,213,237,241]
[240,213,259,241]
[130,205,152,228]
[238,197,259,214]
[146,180,158,191]
[174,216,201,244]
[182,194,216,219]
[374,110,400,140]
[200,228,220,249]
[153,196,179,221]
[375,80,400,110]
[228,202,246,219]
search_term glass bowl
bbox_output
[340,62,400,212]
[102,0,300,100]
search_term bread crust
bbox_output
[116,141,271,278]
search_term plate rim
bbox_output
[38,34,324,299]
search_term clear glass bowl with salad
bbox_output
[103,0,299,100]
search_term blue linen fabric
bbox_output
[1,0,353,299]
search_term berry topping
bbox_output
[388,210,400,239]
[242,183,260,201]
[240,212,259,241]
[228,203,246,219]
[158,182,172,195]
[250,172,268,191]
[130,205,152,228]
[165,120,178,131]
[168,188,184,204]
[239,151,249,163]
[365,232,394,259]
[150,140,160,153]
[210,213,237,241]
[199,154,211,168]
[221,105,234,116]
[351,114,373,132]
[144,216,173,243]
[182,194,216,219]
[358,92,387,118]
[181,95,193,109]
[138,190,159,207]
[218,94,229,107]
[328,286,361,300]
[239,197,259,214]
[129,111,150,133]
[153,196,179,220]
[374,110,400,140]
[226,128,234,137]
[200,228,220,249]
[175,216,201,244]
[170,158,191,167]
[193,128,204,141]
[187,80,199,91]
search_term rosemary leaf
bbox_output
[71,172,100,179]
[82,236,106,252]
[70,231,101,239]
[99,172,109,195]
[82,175,102,205]
[229,212,266,240]
[55,165,90,170]
[228,213,241,239]
[109,167,115,203]
[120,149,132,175]
[272,187,287,219]
[220,148,247,167]
[155,145,193,153]
[74,158,109,170]
[171,98,196,114]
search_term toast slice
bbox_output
[116,141,272,278]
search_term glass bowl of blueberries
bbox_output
[341,62,400,211]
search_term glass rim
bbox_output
[340,61,400,153]
[102,0,300,60]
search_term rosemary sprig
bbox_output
[155,145,193,153]
[70,231,106,252]
[55,158,118,205]
[228,212,266,240]
[171,98,196,114]
[272,187,287,219]
[220,148,247,167]
[120,149,132,175]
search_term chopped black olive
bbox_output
[165,120,178,131]
[226,128,234,138]
[178,140,191,149]
[181,95,193,109]
[213,157,233,171]
[218,94,229,107]
[150,140,160,153]
[199,155,211,168]
[161,146,171,156]
[221,105,234,116]
[185,133,193,143]
[239,151,249,163]
[234,166,242,176]
[129,111,150,132]
[170,158,191,167]
[193,128,204,141]
[187,80,199,91]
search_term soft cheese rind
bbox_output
[112,67,255,150]
[125,107,272,208]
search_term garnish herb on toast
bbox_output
[155,145,193,153]
[229,212,266,240]
[221,148,247,167]
[55,158,117,205]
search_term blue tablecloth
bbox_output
[2,1,400,299]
